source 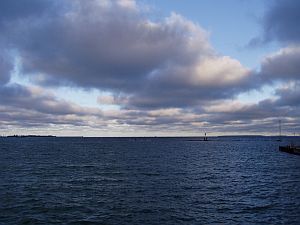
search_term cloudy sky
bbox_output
[0,0,299,136]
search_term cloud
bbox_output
[123,54,254,109]
[0,54,12,85]
[275,82,300,107]
[0,0,64,35]
[0,83,104,128]
[263,0,300,44]
[249,0,300,46]
[18,6,208,92]
[201,81,300,132]
[0,0,253,110]
[198,106,296,133]
[260,45,300,81]
[0,0,52,19]
[97,95,117,105]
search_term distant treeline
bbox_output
[4,135,56,138]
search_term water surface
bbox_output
[1,136,299,224]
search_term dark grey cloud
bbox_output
[15,2,204,92]
[0,107,86,128]
[263,0,300,44]
[260,46,300,82]
[0,54,12,85]
[124,76,253,109]
[0,0,64,27]
[275,83,300,107]
[0,83,104,128]
[249,0,300,46]
[205,100,286,125]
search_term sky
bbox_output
[0,0,299,136]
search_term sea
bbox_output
[0,136,300,225]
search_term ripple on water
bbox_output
[1,137,300,225]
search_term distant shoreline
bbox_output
[1,135,298,138]
[4,135,57,138]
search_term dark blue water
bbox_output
[1,136,300,225]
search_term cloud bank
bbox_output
[0,0,299,135]
[5,0,252,106]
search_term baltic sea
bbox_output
[1,136,299,224]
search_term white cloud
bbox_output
[191,56,250,86]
